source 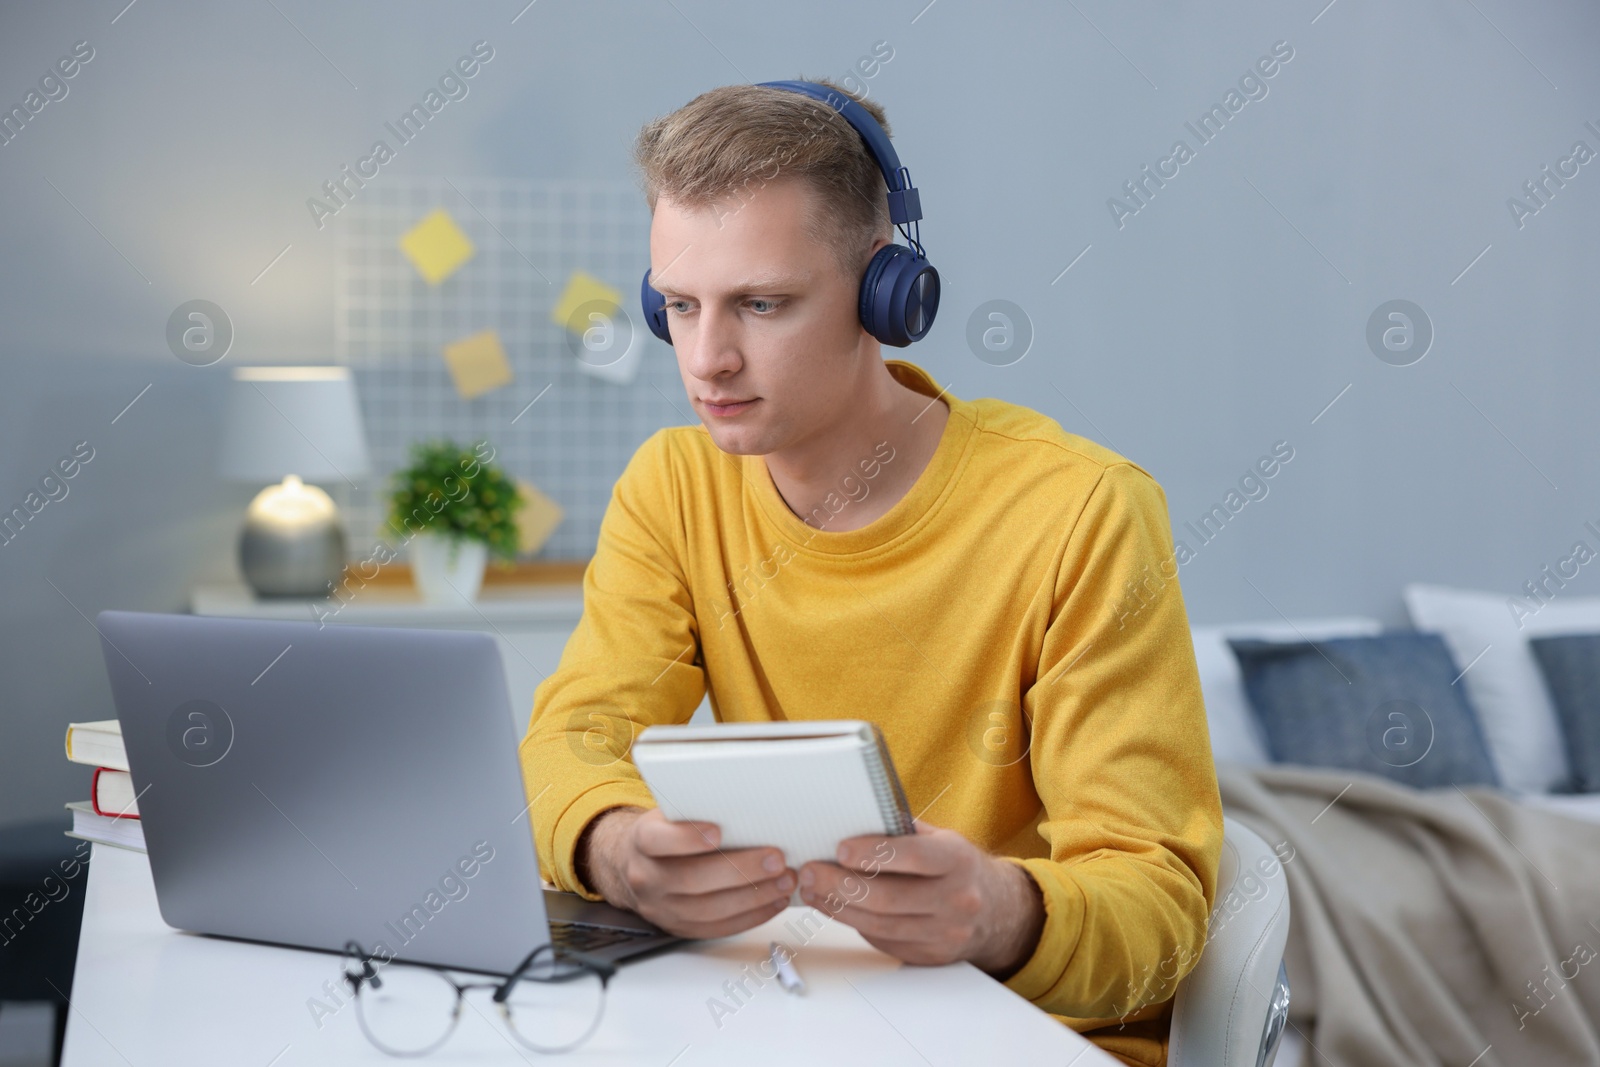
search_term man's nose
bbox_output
[685,304,741,381]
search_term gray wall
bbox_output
[2,0,1597,825]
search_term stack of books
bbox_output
[64,719,146,853]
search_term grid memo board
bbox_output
[332,177,690,562]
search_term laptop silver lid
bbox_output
[95,610,550,975]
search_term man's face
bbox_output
[648,176,877,457]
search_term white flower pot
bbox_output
[409,533,489,604]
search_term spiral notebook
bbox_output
[631,720,915,881]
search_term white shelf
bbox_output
[190,581,585,629]
[188,579,715,734]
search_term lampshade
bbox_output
[218,366,370,484]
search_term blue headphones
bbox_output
[639,79,939,349]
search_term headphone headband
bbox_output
[755,80,923,226]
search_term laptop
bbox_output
[94,610,681,975]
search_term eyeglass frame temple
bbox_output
[491,943,617,1005]
[343,938,614,1006]
[342,939,391,994]
[343,940,480,1000]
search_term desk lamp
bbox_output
[217,366,370,598]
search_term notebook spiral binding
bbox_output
[862,725,916,835]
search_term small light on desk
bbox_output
[218,366,370,598]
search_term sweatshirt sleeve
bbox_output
[1000,461,1224,1021]
[517,429,706,899]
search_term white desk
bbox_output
[63,844,1115,1065]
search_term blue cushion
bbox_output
[1227,632,1500,788]
[1528,633,1600,793]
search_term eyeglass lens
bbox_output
[500,953,608,1054]
[352,963,460,1057]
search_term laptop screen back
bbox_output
[96,610,550,975]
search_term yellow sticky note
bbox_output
[514,479,564,555]
[551,270,623,335]
[400,209,475,285]
[441,329,513,400]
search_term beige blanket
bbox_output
[1217,764,1600,1067]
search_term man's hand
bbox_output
[576,806,797,940]
[796,820,1046,977]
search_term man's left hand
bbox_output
[796,820,1046,977]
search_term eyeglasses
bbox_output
[341,940,616,1057]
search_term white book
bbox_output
[66,800,146,854]
[631,720,915,884]
[65,719,127,771]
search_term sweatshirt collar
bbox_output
[744,358,976,557]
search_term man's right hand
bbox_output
[577,806,796,940]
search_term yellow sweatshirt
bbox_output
[519,358,1223,1066]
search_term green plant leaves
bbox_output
[385,439,523,560]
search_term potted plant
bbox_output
[385,439,522,603]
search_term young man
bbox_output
[519,79,1223,1067]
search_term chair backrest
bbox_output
[1168,816,1292,1067]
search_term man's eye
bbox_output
[667,301,691,315]
[748,299,779,314]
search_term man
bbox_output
[519,78,1223,1066]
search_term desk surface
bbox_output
[64,843,1115,1066]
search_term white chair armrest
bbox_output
[1168,816,1292,1067]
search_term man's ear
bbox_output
[845,234,893,291]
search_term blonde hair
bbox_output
[632,78,894,281]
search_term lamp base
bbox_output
[238,475,347,599]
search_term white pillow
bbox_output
[1403,583,1600,794]
[1192,617,1384,767]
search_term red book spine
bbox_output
[90,766,140,820]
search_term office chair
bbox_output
[1167,816,1292,1067]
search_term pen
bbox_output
[768,940,805,994]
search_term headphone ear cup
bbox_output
[858,244,940,348]
[858,245,898,339]
[640,269,673,345]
